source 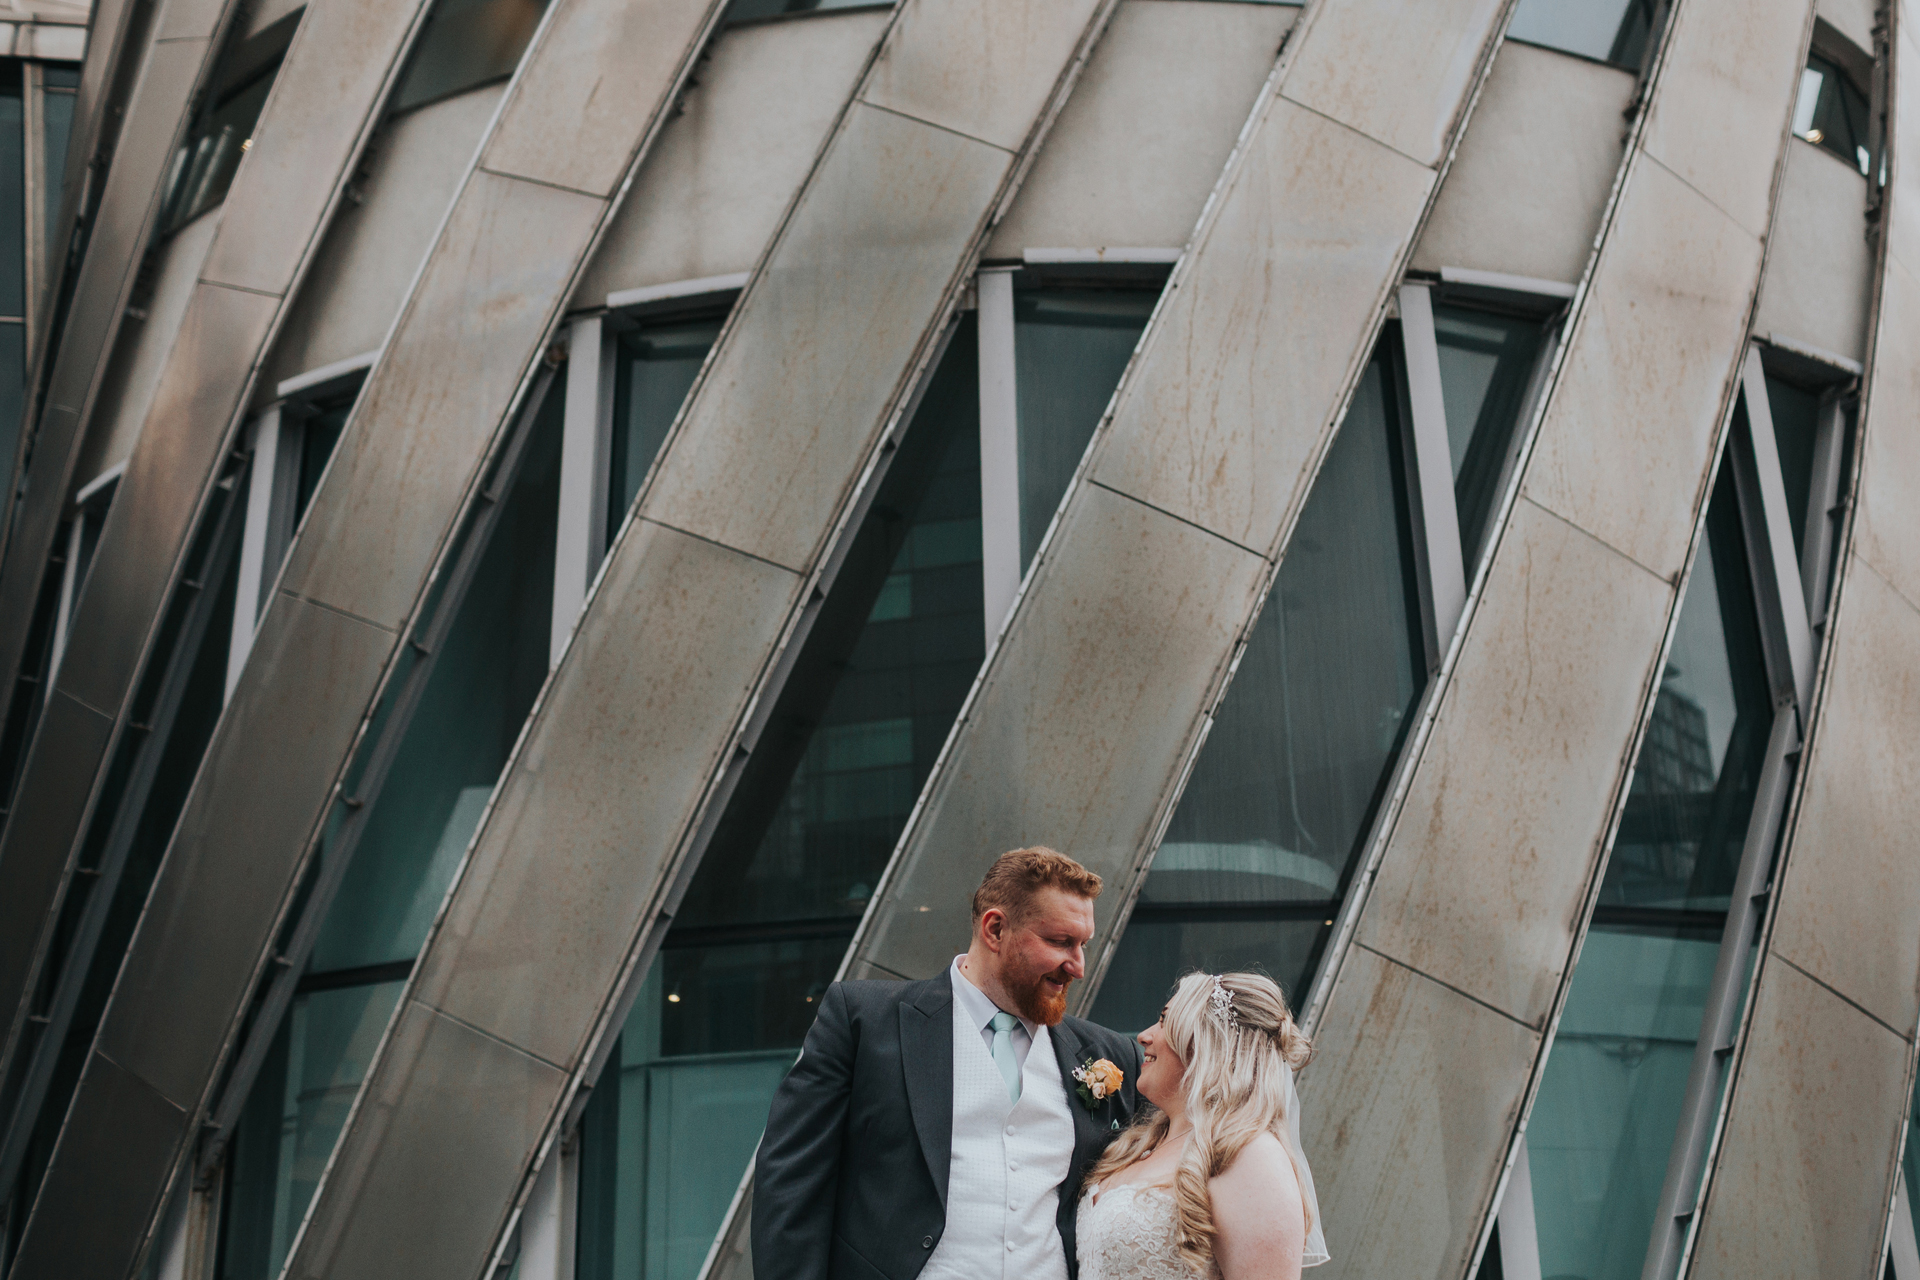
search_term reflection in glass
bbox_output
[1507,0,1658,69]
[218,980,407,1280]
[1598,469,1771,917]
[577,320,987,1280]
[1524,471,1772,1278]
[1432,304,1544,569]
[395,0,548,112]
[1014,286,1157,568]
[218,380,563,1272]
[1763,375,1822,564]
[1527,926,1717,1280]
[295,390,357,523]
[608,314,723,547]
[1793,54,1872,175]
[157,28,289,234]
[1093,341,1424,1034]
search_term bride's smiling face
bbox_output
[1135,1014,1187,1110]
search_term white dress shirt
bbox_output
[950,954,1037,1072]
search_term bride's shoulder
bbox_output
[1211,1132,1303,1210]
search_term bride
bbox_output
[1077,971,1329,1279]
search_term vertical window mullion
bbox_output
[1494,1137,1545,1280]
[226,404,286,702]
[1799,388,1849,629]
[20,60,39,356]
[975,267,1020,645]
[553,314,610,669]
[1396,282,1468,645]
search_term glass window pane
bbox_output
[1093,340,1425,1028]
[1507,0,1656,68]
[1599,468,1773,917]
[0,321,24,500]
[722,0,896,24]
[577,319,988,1280]
[394,0,548,112]
[1526,924,1718,1280]
[158,25,293,234]
[0,64,24,319]
[1762,374,1822,565]
[295,386,360,523]
[1014,285,1158,568]
[307,377,562,974]
[1794,54,1873,174]
[218,979,407,1280]
[1432,303,1545,567]
[608,315,723,548]
[42,82,76,260]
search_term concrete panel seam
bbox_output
[1644,152,1770,252]
[637,517,812,579]
[1083,477,1271,560]
[194,278,281,300]
[1774,954,1913,1042]
[275,590,402,638]
[1514,491,1680,585]
[416,1003,568,1072]
[1852,546,1920,619]
[474,164,613,203]
[850,97,1019,156]
[1352,941,1538,1031]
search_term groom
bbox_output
[754,847,1144,1280]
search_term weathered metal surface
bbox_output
[286,1,1121,1274]
[1753,141,1876,362]
[3,0,734,1272]
[1687,7,1920,1270]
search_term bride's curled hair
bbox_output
[1083,971,1313,1275]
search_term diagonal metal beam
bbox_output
[0,0,252,757]
[1684,2,1920,1272]
[276,2,1130,1275]
[0,0,443,1155]
[0,0,738,1272]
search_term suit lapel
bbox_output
[1050,1020,1104,1159]
[900,975,954,1207]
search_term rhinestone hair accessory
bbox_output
[1208,975,1238,1028]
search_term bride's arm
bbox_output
[1210,1131,1307,1280]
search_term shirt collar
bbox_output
[949,955,1037,1037]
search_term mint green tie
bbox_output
[989,1011,1022,1103]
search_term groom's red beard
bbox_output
[1006,961,1073,1026]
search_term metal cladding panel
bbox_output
[76,210,223,486]
[201,0,439,297]
[287,1003,565,1280]
[414,522,799,1064]
[1640,0,1816,239]
[0,692,111,1038]
[265,86,505,386]
[91,596,393,1108]
[1687,962,1910,1279]
[153,0,235,46]
[643,101,1011,573]
[1282,0,1507,168]
[1087,98,1435,551]
[573,10,890,302]
[0,36,214,729]
[1298,946,1538,1280]
[1410,40,1636,285]
[1765,565,1920,1037]
[6,1052,187,1280]
[984,0,1298,258]
[1752,141,1875,362]
[280,170,608,630]
[56,286,280,714]
[1520,156,1765,581]
[482,0,734,198]
[859,0,1107,151]
[866,486,1268,977]
[1352,500,1672,1024]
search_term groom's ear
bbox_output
[978,905,1009,951]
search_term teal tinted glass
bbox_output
[0,65,23,319]
[576,320,986,1280]
[1507,0,1658,68]
[1792,55,1873,175]
[0,322,22,501]
[218,980,407,1280]
[1093,339,1424,1035]
[1763,375,1822,564]
[1432,304,1544,568]
[42,77,75,253]
[1014,286,1157,567]
[395,0,547,111]
[608,315,723,548]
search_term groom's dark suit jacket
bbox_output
[752,973,1144,1280]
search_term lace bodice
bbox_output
[1076,1183,1217,1280]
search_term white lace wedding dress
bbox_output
[1076,1183,1219,1280]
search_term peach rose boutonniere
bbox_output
[1071,1057,1124,1110]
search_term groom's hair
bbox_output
[971,847,1102,925]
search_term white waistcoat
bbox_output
[921,990,1075,1280]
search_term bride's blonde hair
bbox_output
[1083,971,1313,1275]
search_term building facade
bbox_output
[0,0,1913,1277]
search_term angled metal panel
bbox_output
[0,0,735,1273]
[1299,0,1814,1275]
[285,1,1124,1273]
[851,0,1510,977]
[0,0,244,740]
[1688,6,1920,1271]
[0,0,442,1170]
